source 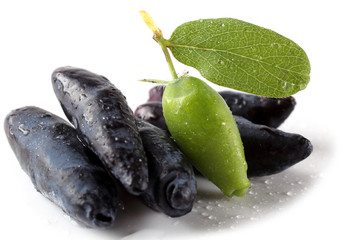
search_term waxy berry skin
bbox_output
[4,106,119,228]
[136,119,196,217]
[52,67,148,195]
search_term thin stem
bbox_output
[138,79,171,84]
[139,10,178,80]
[157,38,178,80]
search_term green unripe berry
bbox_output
[163,76,250,197]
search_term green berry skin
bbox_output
[163,76,250,197]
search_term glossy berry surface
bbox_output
[4,106,119,228]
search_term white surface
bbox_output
[0,1,359,239]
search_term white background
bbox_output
[1,0,359,239]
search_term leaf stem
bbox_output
[139,10,178,80]
[157,38,178,80]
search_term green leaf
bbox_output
[166,18,311,97]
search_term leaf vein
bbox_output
[169,43,307,77]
